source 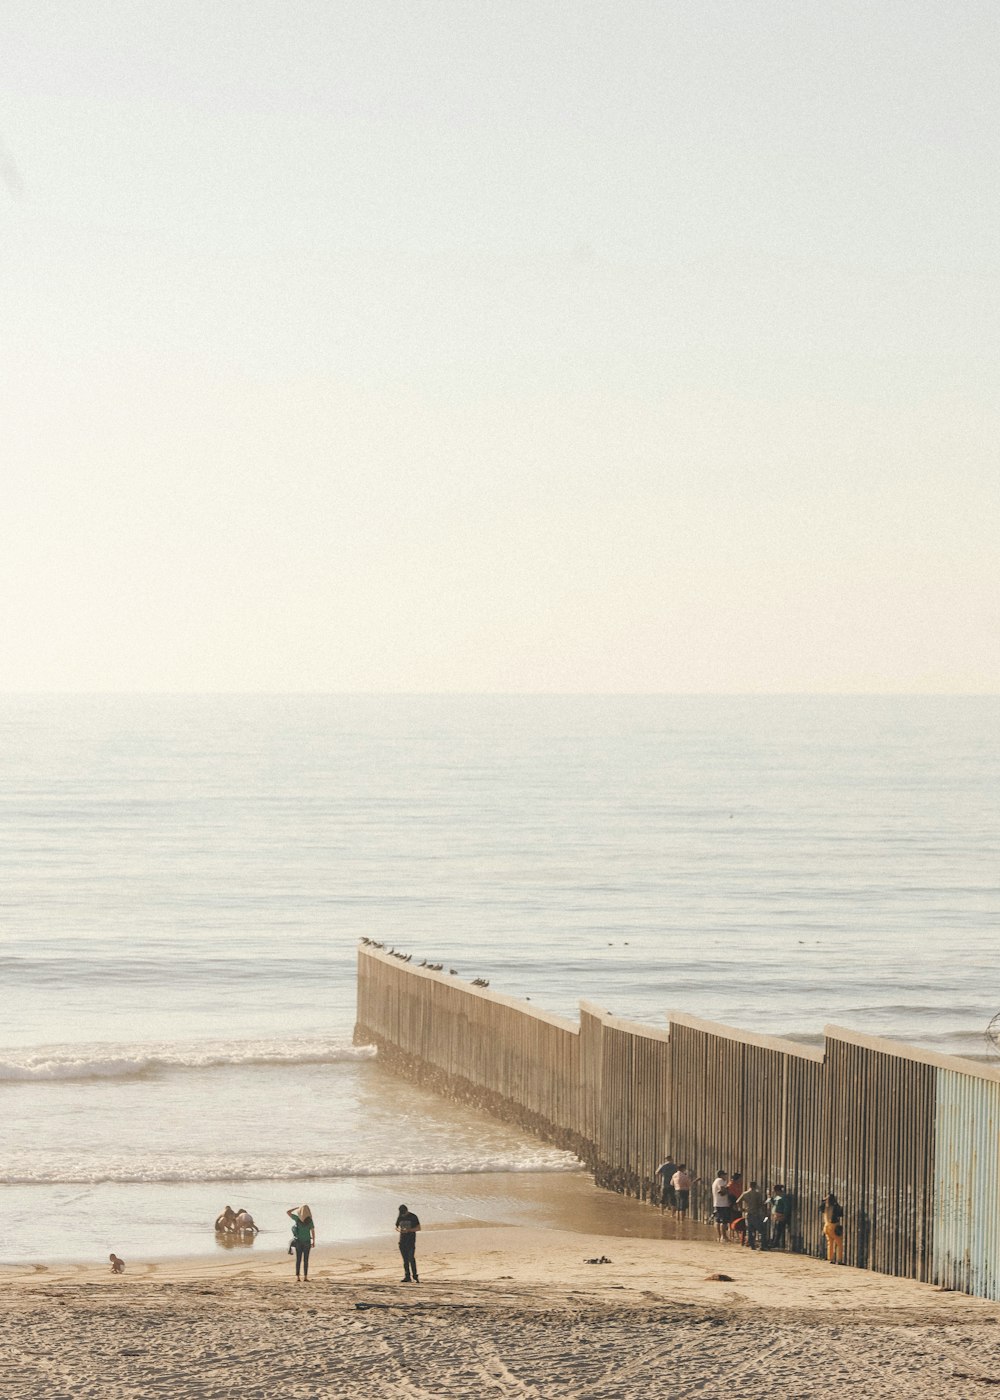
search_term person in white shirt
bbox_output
[670,1165,700,1218]
[711,1169,733,1240]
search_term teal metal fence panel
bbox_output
[934,1068,1000,1301]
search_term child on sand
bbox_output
[109,1254,125,1274]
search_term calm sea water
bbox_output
[1,695,997,1263]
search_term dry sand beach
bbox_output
[4,1223,1000,1399]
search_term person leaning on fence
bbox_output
[765,1184,791,1251]
[820,1192,845,1264]
[726,1170,743,1213]
[736,1181,766,1250]
[655,1156,678,1213]
[670,1165,700,1218]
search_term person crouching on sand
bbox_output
[109,1253,125,1274]
[234,1207,258,1234]
[214,1205,238,1234]
[287,1204,315,1281]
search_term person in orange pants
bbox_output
[820,1192,845,1263]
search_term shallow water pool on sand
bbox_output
[0,1170,690,1266]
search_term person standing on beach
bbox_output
[820,1192,845,1264]
[396,1203,421,1283]
[766,1185,791,1251]
[737,1181,766,1250]
[670,1165,699,1218]
[287,1204,315,1281]
[655,1156,678,1213]
[726,1170,743,1213]
[711,1169,732,1241]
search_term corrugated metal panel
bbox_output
[934,1069,1000,1300]
[578,1005,604,1157]
[825,1030,935,1279]
[580,1004,670,1198]
[667,1015,825,1255]
[355,947,584,1151]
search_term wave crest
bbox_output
[1,1156,578,1185]
[0,1038,377,1083]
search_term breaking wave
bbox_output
[1,1154,579,1185]
[0,1038,377,1083]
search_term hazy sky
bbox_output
[2,1,997,692]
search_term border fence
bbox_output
[355,944,1000,1301]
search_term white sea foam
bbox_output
[1,1153,578,1185]
[0,1038,377,1082]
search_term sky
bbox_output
[2,0,997,693]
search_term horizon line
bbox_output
[0,690,996,700]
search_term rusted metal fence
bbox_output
[356,947,585,1155]
[581,1002,671,1199]
[825,1024,1000,1297]
[668,1014,826,1258]
[355,945,1000,1301]
[934,1065,1000,1299]
[824,1026,936,1280]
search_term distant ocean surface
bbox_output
[1,695,997,1263]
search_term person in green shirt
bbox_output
[286,1203,315,1281]
[736,1181,766,1250]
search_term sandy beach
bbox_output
[4,1224,1000,1399]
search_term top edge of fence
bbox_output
[824,1023,1000,1081]
[359,946,1000,1079]
[579,1000,671,1042]
[667,1010,825,1062]
[357,944,580,1033]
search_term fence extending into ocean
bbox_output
[355,945,1000,1302]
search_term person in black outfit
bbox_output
[396,1203,421,1282]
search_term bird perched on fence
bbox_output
[472,977,490,987]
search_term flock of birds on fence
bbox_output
[358,937,488,986]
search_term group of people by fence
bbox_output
[656,1157,846,1263]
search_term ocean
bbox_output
[1,694,996,1264]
